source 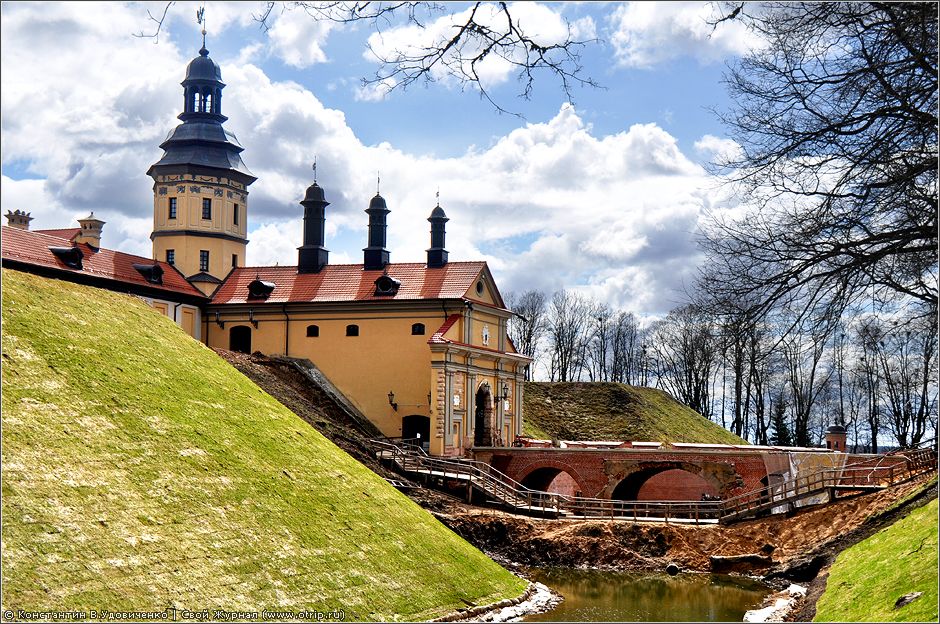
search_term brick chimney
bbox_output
[75,213,105,247]
[5,210,33,230]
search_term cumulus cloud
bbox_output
[266,10,335,67]
[608,1,761,68]
[1,2,739,318]
[694,134,743,164]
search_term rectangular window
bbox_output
[233,203,239,225]
[231,253,238,268]
[199,250,209,272]
[166,249,175,265]
[168,197,177,219]
[202,198,212,220]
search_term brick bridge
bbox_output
[471,444,906,501]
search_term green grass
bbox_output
[1,269,525,620]
[522,382,748,444]
[814,497,939,622]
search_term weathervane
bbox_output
[196,5,207,48]
[376,172,381,195]
[436,187,440,206]
[312,156,317,183]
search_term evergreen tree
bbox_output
[770,393,793,447]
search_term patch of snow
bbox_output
[743,584,806,622]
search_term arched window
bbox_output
[346,324,359,337]
[411,323,425,335]
[205,92,213,112]
[306,325,319,338]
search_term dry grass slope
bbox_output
[0,269,525,620]
[523,382,747,444]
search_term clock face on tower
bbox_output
[482,324,490,346]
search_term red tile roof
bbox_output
[34,227,81,241]
[210,262,487,305]
[1,226,205,299]
[429,314,461,344]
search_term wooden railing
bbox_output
[370,439,937,524]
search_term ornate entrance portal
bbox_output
[473,384,494,446]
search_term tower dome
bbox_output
[185,46,222,82]
[304,182,326,203]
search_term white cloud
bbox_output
[266,10,335,68]
[608,1,761,68]
[354,79,395,102]
[1,2,742,319]
[694,134,743,163]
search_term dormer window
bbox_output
[374,274,401,297]
[49,246,84,270]
[132,263,164,285]
[247,279,276,300]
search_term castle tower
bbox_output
[148,44,256,295]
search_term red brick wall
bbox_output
[636,469,718,501]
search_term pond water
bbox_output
[524,567,770,622]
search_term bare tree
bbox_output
[778,312,836,447]
[702,2,938,324]
[856,317,884,453]
[546,290,591,382]
[586,303,613,382]
[138,2,600,115]
[650,305,718,420]
[876,316,938,448]
[611,311,641,385]
[506,289,548,380]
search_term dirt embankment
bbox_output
[218,348,937,605]
[437,475,937,582]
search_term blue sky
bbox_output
[1,1,757,317]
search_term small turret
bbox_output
[298,181,330,274]
[5,209,33,230]
[363,193,390,270]
[825,425,847,452]
[75,213,105,247]
[426,203,449,268]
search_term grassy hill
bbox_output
[523,382,747,444]
[0,269,525,619]
[813,496,938,622]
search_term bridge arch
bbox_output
[517,460,588,497]
[610,462,721,501]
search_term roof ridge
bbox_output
[231,260,486,270]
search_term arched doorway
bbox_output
[612,467,719,501]
[229,325,251,354]
[474,384,493,446]
[401,415,430,451]
[521,467,580,496]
